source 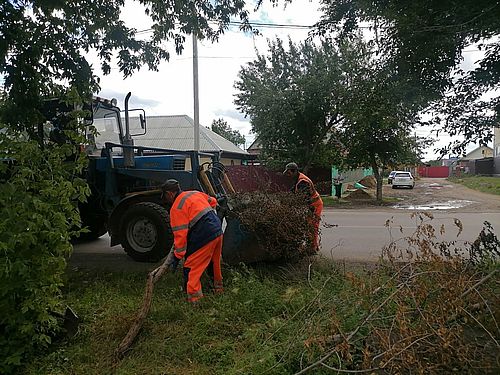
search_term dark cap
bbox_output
[161,179,180,192]
[283,162,298,174]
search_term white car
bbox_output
[392,171,415,189]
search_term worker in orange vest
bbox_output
[161,179,223,304]
[283,162,323,252]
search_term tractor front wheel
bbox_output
[120,202,173,262]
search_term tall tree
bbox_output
[316,0,500,154]
[236,36,426,200]
[235,38,348,172]
[211,118,246,147]
[336,40,425,201]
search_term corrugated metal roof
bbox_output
[113,115,247,155]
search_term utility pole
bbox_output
[192,32,200,152]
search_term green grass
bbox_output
[21,261,368,375]
[322,196,351,207]
[448,176,500,195]
[322,195,400,207]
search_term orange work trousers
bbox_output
[311,199,323,251]
[183,235,223,303]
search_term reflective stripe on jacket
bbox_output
[295,172,321,205]
[169,191,222,259]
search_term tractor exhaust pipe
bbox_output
[123,92,135,168]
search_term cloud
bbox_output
[460,48,485,72]
[213,109,248,122]
[97,88,161,108]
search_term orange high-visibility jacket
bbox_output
[169,191,222,260]
[295,172,322,206]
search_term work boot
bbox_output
[189,299,201,308]
[213,280,223,295]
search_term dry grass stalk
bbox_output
[295,213,499,374]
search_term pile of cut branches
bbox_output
[228,192,315,261]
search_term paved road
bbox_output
[320,209,500,261]
[71,235,154,271]
[70,208,500,269]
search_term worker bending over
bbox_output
[161,179,223,304]
[283,162,323,252]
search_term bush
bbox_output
[0,123,89,373]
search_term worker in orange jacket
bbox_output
[161,179,223,304]
[283,162,323,252]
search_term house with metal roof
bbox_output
[92,115,249,166]
[245,137,263,165]
[459,145,493,161]
[247,137,262,156]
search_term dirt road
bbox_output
[383,177,500,212]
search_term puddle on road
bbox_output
[423,183,453,190]
[393,200,475,210]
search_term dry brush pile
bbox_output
[227,192,316,261]
[289,213,499,374]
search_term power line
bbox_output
[135,19,377,35]
[228,21,311,29]
[135,20,318,35]
[174,55,256,60]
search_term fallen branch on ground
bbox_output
[115,248,173,358]
[293,287,402,375]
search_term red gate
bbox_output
[417,166,449,178]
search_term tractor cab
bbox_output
[87,96,146,156]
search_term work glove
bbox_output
[165,249,180,271]
[216,196,229,220]
[217,196,227,206]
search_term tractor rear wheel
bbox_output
[120,202,173,262]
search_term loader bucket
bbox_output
[222,217,274,265]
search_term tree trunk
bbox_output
[371,160,383,203]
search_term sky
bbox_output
[89,0,489,161]
[95,0,322,151]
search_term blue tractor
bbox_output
[79,92,234,262]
